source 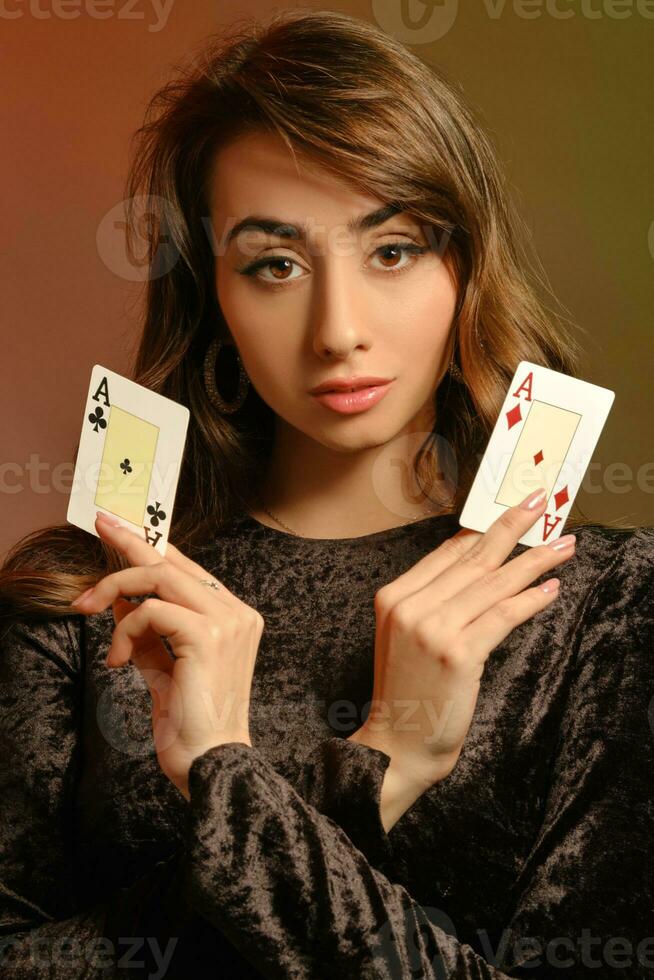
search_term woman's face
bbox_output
[210,130,458,454]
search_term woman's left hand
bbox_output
[71,511,264,801]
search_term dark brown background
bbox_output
[2,0,653,561]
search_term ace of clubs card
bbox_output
[67,365,190,556]
[459,361,615,547]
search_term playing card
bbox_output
[459,361,615,547]
[67,364,190,556]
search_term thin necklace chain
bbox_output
[253,490,441,538]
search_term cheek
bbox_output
[394,267,457,360]
[217,267,288,353]
[413,257,458,319]
[215,271,300,400]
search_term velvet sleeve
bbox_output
[183,740,514,978]
[0,616,186,978]
[495,526,654,977]
[172,528,654,979]
[0,616,124,977]
[0,614,397,977]
[290,734,397,875]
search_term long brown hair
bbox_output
[0,8,631,630]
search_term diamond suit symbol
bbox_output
[506,404,522,429]
[534,449,544,465]
[554,486,569,511]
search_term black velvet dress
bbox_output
[0,510,652,978]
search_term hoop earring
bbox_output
[447,329,486,384]
[448,358,464,383]
[203,337,250,414]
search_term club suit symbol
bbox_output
[88,406,107,433]
[120,459,132,475]
[146,501,167,527]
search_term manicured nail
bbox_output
[520,488,547,511]
[547,533,576,551]
[96,511,122,528]
[539,577,560,593]
[72,587,94,606]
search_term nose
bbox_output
[310,257,373,360]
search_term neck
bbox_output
[248,415,454,539]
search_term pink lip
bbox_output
[311,380,393,414]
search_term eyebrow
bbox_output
[222,203,405,249]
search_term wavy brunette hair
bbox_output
[0,7,625,631]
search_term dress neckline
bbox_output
[236,509,461,544]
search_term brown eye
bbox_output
[239,242,427,289]
[240,255,305,285]
[370,243,428,275]
[376,245,404,269]
[269,258,294,280]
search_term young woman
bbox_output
[1,10,652,979]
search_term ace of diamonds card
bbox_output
[459,361,615,547]
[67,365,190,556]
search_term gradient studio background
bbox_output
[2,0,653,561]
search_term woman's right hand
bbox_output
[349,488,577,804]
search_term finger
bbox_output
[443,534,575,630]
[406,489,550,607]
[460,577,561,661]
[109,597,174,677]
[158,539,220,580]
[375,495,543,613]
[108,597,203,667]
[95,514,165,567]
[376,526,482,606]
[94,513,241,603]
[76,562,231,617]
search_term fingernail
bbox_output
[72,587,94,606]
[547,533,576,551]
[96,511,122,528]
[520,488,547,511]
[539,577,560,593]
